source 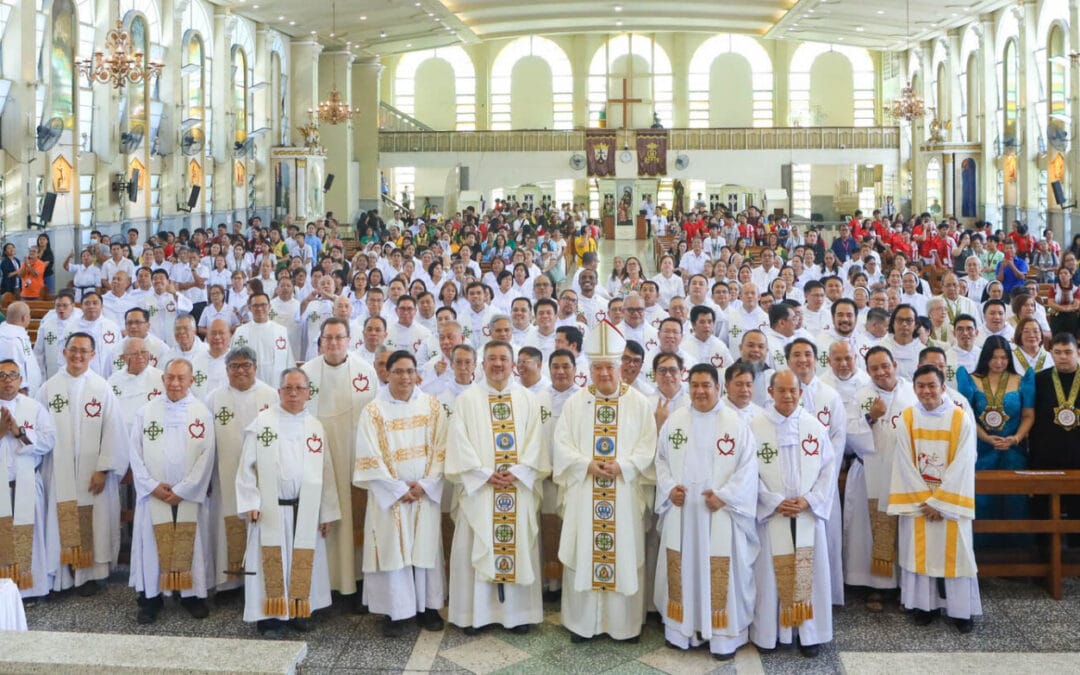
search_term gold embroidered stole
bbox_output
[489,392,519,583]
[0,397,39,588]
[590,384,625,591]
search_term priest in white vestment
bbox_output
[354,351,448,637]
[71,293,123,376]
[37,332,127,595]
[106,338,164,434]
[0,360,56,598]
[654,363,758,659]
[888,364,980,633]
[720,363,765,425]
[237,368,340,638]
[302,317,378,605]
[128,359,216,624]
[553,321,657,642]
[33,290,82,381]
[750,370,835,657]
[190,319,232,402]
[0,303,43,396]
[270,280,302,363]
[446,340,546,633]
[207,346,277,592]
[232,293,292,387]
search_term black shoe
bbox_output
[76,581,99,597]
[713,652,736,662]
[462,625,480,636]
[136,593,162,624]
[349,594,369,615]
[542,589,561,603]
[511,624,530,634]
[570,631,591,643]
[954,618,974,634]
[799,643,820,658]
[258,619,287,639]
[417,609,444,632]
[665,640,682,650]
[287,618,312,633]
[382,616,406,638]
[179,597,210,619]
[753,644,776,654]
[913,609,937,626]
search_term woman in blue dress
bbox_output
[956,335,1035,548]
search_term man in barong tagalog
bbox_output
[654,363,758,660]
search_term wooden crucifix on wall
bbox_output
[608,78,643,129]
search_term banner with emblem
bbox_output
[586,129,616,177]
[636,130,668,176]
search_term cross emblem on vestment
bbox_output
[194,370,207,386]
[758,442,778,464]
[308,382,319,398]
[44,332,57,346]
[48,394,68,413]
[257,426,278,447]
[112,386,122,397]
[540,406,551,423]
[143,421,164,441]
[860,397,875,414]
[607,78,643,130]
[597,405,617,424]
[668,428,688,450]
[730,325,742,339]
[215,406,235,426]
[234,336,248,348]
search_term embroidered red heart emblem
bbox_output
[306,434,323,453]
[352,373,370,392]
[482,326,492,336]
[716,434,735,456]
[166,302,176,312]
[890,414,900,429]
[817,406,831,426]
[681,368,690,382]
[84,399,102,417]
[574,372,587,387]
[189,419,205,439]
[275,336,287,350]
[646,339,658,350]
[259,403,270,412]
[21,421,33,431]
[150,356,158,367]
[801,434,819,456]
[413,339,423,353]
[595,310,607,322]
[148,389,161,401]
[103,331,116,344]
[710,354,725,368]
[650,318,662,328]
[859,345,870,357]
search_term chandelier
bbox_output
[309,1,357,126]
[888,82,926,122]
[76,19,162,88]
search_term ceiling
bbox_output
[216,0,1013,56]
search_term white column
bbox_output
[318,50,354,223]
[351,55,383,215]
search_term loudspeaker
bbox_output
[187,185,201,209]
[460,166,470,191]
[128,169,140,203]
[40,192,57,224]
[323,174,334,192]
[1053,180,1067,206]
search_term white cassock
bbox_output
[888,402,981,620]
[147,291,193,348]
[460,305,497,350]
[553,384,656,640]
[237,405,340,621]
[882,336,922,381]
[302,355,378,595]
[0,395,56,598]
[165,342,209,371]
[445,382,546,629]
[106,366,164,436]
[354,388,448,620]
[845,379,916,589]
[533,385,576,592]
[725,305,768,348]
[102,292,136,327]
[654,402,758,655]
[73,316,123,376]
[37,370,127,589]
[750,406,835,649]
[207,382,277,591]
[814,331,871,375]
[0,324,42,396]
[799,377,847,606]
[189,349,228,403]
[128,395,215,599]
[682,334,734,379]
[763,329,793,371]
[33,309,82,380]
[103,334,169,377]
[386,322,435,361]
[232,321,291,387]
[300,299,334,361]
[418,353,455,398]
[270,298,302,363]
[721,398,763,427]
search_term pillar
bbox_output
[1017,0,1040,227]
[318,50,355,223]
[289,40,322,147]
[979,15,999,226]
[352,55,383,216]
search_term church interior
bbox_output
[1,0,1080,673]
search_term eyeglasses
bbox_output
[389,368,417,376]
[123,351,150,359]
[0,372,21,381]
[280,386,309,394]
[624,307,644,313]
[322,335,350,342]
[66,348,93,355]
[249,302,269,309]
[227,362,255,370]
[656,367,681,376]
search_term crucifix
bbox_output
[607,78,642,129]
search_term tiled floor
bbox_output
[22,573,1080,673]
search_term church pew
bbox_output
[652,234,678,270]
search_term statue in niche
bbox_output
[961,158,977,218]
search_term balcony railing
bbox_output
[378,102,434,133]
[379,126,901,153]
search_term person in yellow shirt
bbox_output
[573,226,597,268]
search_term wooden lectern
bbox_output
[603,216,615,240]
[635,215,648,240]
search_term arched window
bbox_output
[395,47,476,130]
[963,53,980,142]
[1047,24,1067,147]
[490,36,572,130]
[1002,38,1019,147]
[181,1,213,158]
[232,46,249,144]
[789,44,875,126]
[43,0,76,132]
[587,35,672,128]
[688,35,773,128]
[124,13,149,149]
[270,50,285,144]
[74,0,93,151]
[926,157,943,212]
[935,62,948,124]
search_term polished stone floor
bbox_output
[22,573,1080,673]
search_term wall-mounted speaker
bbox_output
[40,192,57,224]
[188,185,201,209]
[128,169,140,203]
[323,174,335,192]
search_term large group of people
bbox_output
[0,199,1077,660]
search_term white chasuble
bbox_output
[231,321,291,386]
[189,350,228,402]
[888,404,977,579]
[302,355,378,595]
[207,382,277,588]
[0,396,55,593]
[130,397,215,593]
[353,391,447,573]
[38,370,126,582]
[107,366,164,434]
[269,297,301,363]
[654,403,758,643]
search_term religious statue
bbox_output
[602,194,615,219]
[617,186,632,225]
[650,112,663,129]
[673,179,685,218]
[297,121,320,149]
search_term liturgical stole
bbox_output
[0,397,41,588]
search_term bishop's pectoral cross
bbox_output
[608,78,643,129]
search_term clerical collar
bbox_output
[725,397,750,410]
[277,404,307,418]
[692,399,724,415]
[916,398,953,417]
[381,387,419,404]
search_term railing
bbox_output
[378,126,901,153]
[378,102,434,133]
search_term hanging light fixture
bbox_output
[887,0,927,122]
[76,1,162,88]
[310,1,357,125]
